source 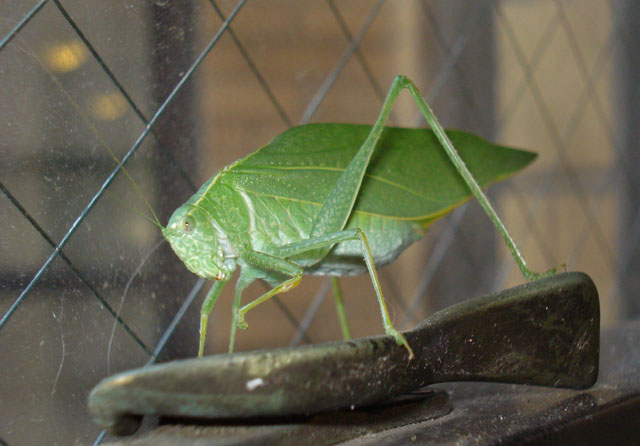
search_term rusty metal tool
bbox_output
[89,272,599,435]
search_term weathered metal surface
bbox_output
[99,324,640,446]
[100,391,450,446]
[89,272,599,436]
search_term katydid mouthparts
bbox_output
[160,75,554,359]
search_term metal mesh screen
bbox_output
[0,1,636,444]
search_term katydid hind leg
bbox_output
[272,229,414,358]
[312,74,551,280]
[331,278,351,340]
[300,76,435,357]
[399,76,554,280]
[309,75,407,243]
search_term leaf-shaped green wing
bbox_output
[224,124,536,220]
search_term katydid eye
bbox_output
[184,218,195,233]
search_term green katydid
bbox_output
[160,75,554,359]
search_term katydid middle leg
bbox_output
[228,275,253,353]
[232,250,304,335]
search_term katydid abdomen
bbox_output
[228,189,425,277]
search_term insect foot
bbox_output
[386,328,415,360]
[524,266,557,281]
[236,313,249,330]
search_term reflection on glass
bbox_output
[42,40,87,73]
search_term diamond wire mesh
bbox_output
[0,0,635,444]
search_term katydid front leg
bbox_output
[198,278,229,357]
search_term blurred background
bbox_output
[0,0,638,444]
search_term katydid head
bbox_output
[162,204,228,281]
